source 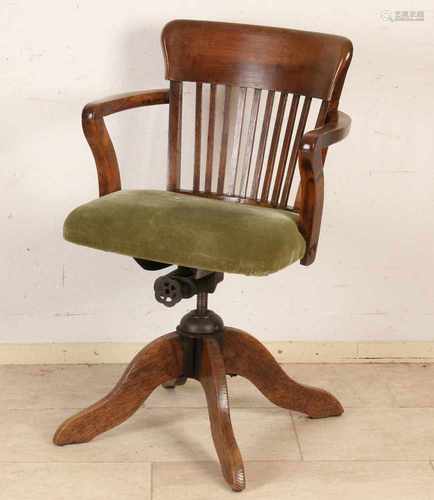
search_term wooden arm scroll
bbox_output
[82,89,170,196]
[298,110,351,265]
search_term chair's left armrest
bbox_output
[300,111,351,152]
[297,111,351,265]
[82,89,170,196]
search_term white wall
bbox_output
[1,1,433,344]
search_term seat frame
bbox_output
[54,20,353,491]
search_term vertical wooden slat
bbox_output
[239,88,261,197]
[217,85,233,194]
[205,84,217,193]
[193,83,202,192]
[315,100,328,128]
[167,81,183,190]
[317,100,330,164]
[271,94,300,205]
[279,97,312,207]
[230,87,247,195]
[260,92,288,202]
[249,90,275,199]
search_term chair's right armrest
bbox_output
[83,89,170,119]
[82,89,170,196]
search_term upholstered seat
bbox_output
[64,189,306,276]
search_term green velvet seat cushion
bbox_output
[63,190,306,276]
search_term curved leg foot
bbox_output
[198,336,245,492]
[53,332,183,445]
[223,327,343,418]
[162,377,188,389]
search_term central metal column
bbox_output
[176,292,224,378]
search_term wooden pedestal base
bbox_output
[53,327,343,492]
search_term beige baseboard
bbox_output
[1,341,434,365]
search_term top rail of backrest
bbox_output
[161,19,353,100]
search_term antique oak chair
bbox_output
[53,20,353,491]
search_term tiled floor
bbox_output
[2,363,434,499]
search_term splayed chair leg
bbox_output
[52,321,341,492]
[198,336,246,492]
[53,332,183,445]
[222,327,343,418]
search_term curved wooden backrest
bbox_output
[162,19,352,99]
[161,20,352,208]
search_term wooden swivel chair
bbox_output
[53,20,353,491]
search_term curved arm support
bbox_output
[82,89,170,196]
[297,110,351,265]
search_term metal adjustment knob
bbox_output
[154,276,182,307]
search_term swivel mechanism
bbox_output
[154,266,223,307]
[155,268,225,379]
